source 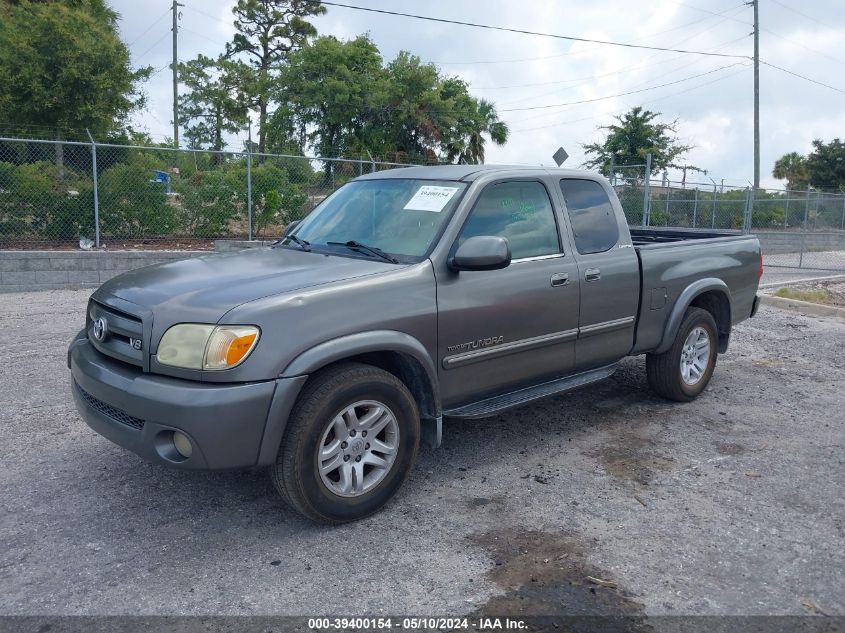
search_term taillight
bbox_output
[758,248,764,280]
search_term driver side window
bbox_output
[458,181,560,260]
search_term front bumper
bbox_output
[68,331,306,470]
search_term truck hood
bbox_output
[94,247,400,322]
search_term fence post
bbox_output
[609,154,615,185]
[800,186,810,268]
[666,185,672,226]
[742,187,751,233]
[246,147,253,241]
[711,185,717,228]
[841,193,845,230]
[641,153,651,227]
[692,189,698,228]
[86,129,100,248]
[784,192,790,228]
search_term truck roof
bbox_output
[355,164,602,182]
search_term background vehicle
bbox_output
[69,165,761,523]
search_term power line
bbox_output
[760,26,845,67]
[180,26,228,47]
[432,3,749,66]
[127,8,171,47]
[508,66,751,133]
[661,0,752,26]
[135,31,171,59]
[760,60,845,95]
[498,63,748,112]
[768,0,827,27]
[318,2,750,60]
[495,35,750,108]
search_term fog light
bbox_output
[172,432,193,458]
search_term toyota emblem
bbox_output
[92,317,109,342]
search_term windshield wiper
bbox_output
[276,234,311,251]
[326,240,399,264]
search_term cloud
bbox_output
[117,0,845,189]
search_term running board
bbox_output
[443,364,618,420]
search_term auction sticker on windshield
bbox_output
[403,185,460,212]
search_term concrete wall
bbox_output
[0,250,206,293]
[3,232,845,293]
[755,231,845,255]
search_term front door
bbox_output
[435,179,580,408]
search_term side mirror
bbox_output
[448,236,511,271]
[283,220,301,236]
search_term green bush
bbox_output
[225,164,307,238]
[0,161,94,240]
[98,158,176,238]
[175,169,241,238]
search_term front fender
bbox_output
[655,278,732,354]
[281,330,436,380]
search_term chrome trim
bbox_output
[578,316,636,338]
[511,253,566,263]
[442,328,578,369]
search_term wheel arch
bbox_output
[656,279,732,354]
[280,330,441,421]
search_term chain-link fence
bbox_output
[3,137,845,272]
[610,160,845,273]
[0,136,415,248]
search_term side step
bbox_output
[443,364,618,420]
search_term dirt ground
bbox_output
[0,290,843,622]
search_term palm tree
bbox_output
[447,99,509,164]
[772,152,809,191]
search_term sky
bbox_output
[114,0,845,190]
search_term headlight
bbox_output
[157,324,260,370]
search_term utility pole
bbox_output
[751,0,760,190]
[171,0,183,148]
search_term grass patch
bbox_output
[774,287,833,304]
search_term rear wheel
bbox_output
[646,307,718,402]
[271,362,420,524]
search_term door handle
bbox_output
[550,272,570,287]
[585,268,601,281]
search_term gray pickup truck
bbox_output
[69,165,761,523]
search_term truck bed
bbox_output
[629,228,761,355]
[630,227,744,246]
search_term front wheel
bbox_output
[646,307,718,402]
[270,362,420,524]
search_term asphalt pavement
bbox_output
[1,290,843,618]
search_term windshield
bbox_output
[286,178,467,260]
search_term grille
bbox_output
[87,300,145,368]
[76,384,145,430]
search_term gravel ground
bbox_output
[1,289,843,618]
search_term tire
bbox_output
[646,307,718,402]
[271,362,420,524]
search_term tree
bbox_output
[178,55,247,155]
[444,96,508,164]
[772,151,809,191]
[583,107,697,179]
[0,0,150,166]
[805,139,845,191]
[270,35,385,171]
[226,0,326,157]
[376,52,509,164]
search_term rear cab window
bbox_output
[559,179,619,255]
